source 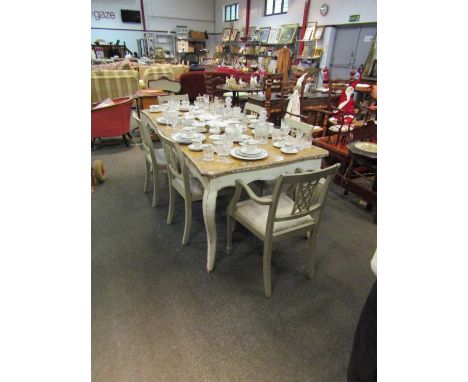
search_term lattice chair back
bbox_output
[158,131,189,189]
[284,117,314,137]
[243,102,266,116]
[267,164,340,234]
[133,112,156,165]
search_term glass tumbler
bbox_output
[202,144,214,161]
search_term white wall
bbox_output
[214,0,377,33]
[92,0,216,55]
[92,0,143,53]
[144,0,215,32]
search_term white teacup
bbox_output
[245,140,258,154]
[191,140,203,150]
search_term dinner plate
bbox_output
[209,134,223,141]
[355,142,377,154]
[273,141,285,148]
[230,148,268,161]
[171,132,205,144]
[198,114,218,121]
[281,147,299,154]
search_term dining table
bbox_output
[141,109,329,272]
[216,85,263,106]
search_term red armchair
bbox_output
[91,97,133,148]
[179,71,207,102]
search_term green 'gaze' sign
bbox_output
[349,15,360,22]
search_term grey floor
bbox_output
[92,140,376,382]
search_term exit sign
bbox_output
[349,15,360,22]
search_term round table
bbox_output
[215,85,263,106]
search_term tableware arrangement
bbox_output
[230,147,268,161]
[281,141,299,154]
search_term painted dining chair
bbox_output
[132,112,167,207]
[284,116,324,138]
[243,102,266,116]
[158,131,204,246]
[227,164,340,297]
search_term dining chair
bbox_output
[243,102,266,116]
[227,164,341,297]
[158,131,204,246]
[132,112,167,207]
[148,76,182,94]
[204,71,229,99]
[157,94,190,104]
[284,115,324,138]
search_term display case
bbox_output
[140,32,176,62]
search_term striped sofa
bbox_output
[91,69,139,104]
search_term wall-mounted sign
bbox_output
[349,15,360,22]
[93,11,116,21]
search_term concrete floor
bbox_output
[92,141,376,382]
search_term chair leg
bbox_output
[263,240,273,298]
[144,161,151,193]
[122,134,130,147]
[307,230,318,280]
[227,214,234,254]
[167,184,175,224]
[181,197,192,246]
[152,171,160,207]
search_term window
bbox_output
[265,0,288,16]
[224,3,239,22]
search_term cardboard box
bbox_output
[189,30,206,40]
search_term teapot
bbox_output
[225,123,242,141]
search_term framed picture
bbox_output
[259,27,270,43]
[267,29,277,44]
[251,31,259,42]
[231,29,239,41]
[277,24,298,44]
[303,22,317,41]
[223,28,231,41]
[314,26,325,40]
[248,26,256,39]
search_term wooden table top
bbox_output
[143,110,329,179]
[216,85,263,93]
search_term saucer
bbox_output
[188,144,203,151]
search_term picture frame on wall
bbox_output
[259,27,270,43]
[277,24,298,44]
[303,22,317,41]
[231,29,239,41]
[223,28,231,41]
[313,26,325,40]
[267,29,277,44]
[251,31,260,42]
[248,26,256,39]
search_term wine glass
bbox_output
[280,119,290,138]
[295,129,304,149]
